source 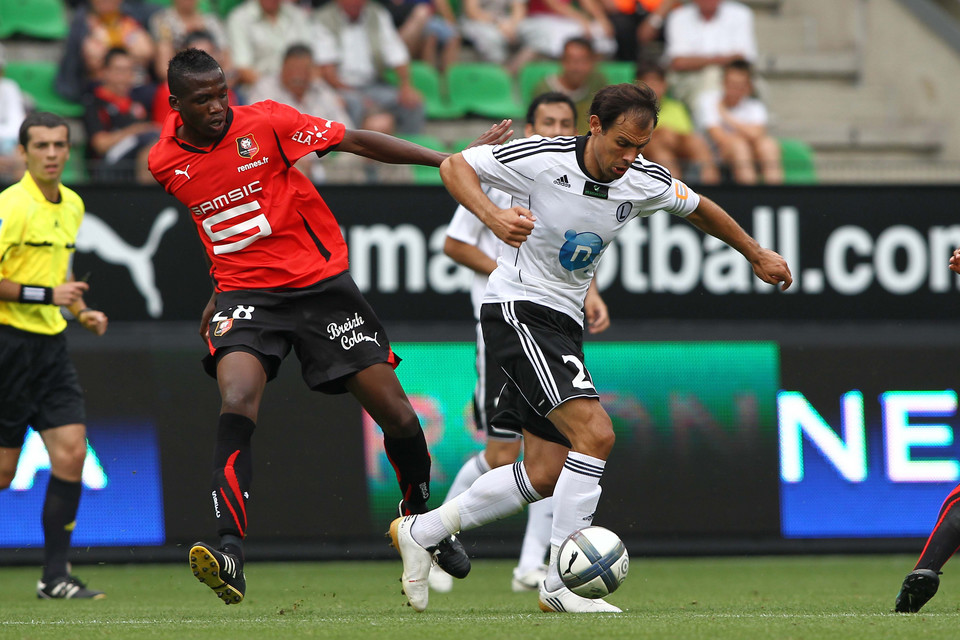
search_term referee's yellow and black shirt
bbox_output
[0,171,84,335]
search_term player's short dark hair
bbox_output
[19,112,70,147]
[168,48,222,98]
[283,43,314,61]
[103,46,130,69]
[526,92,578,127]
[590,83,659,131]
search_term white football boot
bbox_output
[512,564,548,592]
[538,582,622,613]
[388,516,433,611]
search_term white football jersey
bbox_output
[460,135,702,324]
[446,187,511,320]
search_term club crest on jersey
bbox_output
[236,134,259,159]
[616,202,632,222]
[214,318,233,336]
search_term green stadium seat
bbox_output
[0,0,68,39]
[446,63,525,120]
[397,134,448,185]
[385,62,465,120]
[598,61,636,86]
[216,0,245,17]
[4,61,85,118]
[779,137,817,184]
[518,60,560,105]
[63,144,89,185]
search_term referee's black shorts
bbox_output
[204,271,399,394]
[0,324,85,448]
[480,300,599,447]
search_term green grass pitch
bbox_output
[1,555,958,639]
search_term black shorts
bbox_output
[0,324,85,448]
[473,322,519,442]
[203,272,399,394]
[480,301,598,447]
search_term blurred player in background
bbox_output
[430,91,610,594]
[148,48,509,605]
[391,83,791,613]
[0,112,109,599]
[894,244,960,613]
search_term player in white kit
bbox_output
[430,92,610,595]
[390,83,792,613]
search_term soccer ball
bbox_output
[557,526,629,599]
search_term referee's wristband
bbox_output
[18,285,54,305]
[76,308,94,319]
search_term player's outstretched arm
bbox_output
[335,129,448,166]
[685,195,792,291]
[440,153,534,248]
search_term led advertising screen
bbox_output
[364,341,783,539]
[0,423,165,547]
[779,345,960,539]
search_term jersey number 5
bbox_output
[202,201,273,254]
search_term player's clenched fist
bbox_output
[484,207,536,248]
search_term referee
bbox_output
[0,112,108,599]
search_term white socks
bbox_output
[443,452,491,503]
[411,461,541,548]
[516,496,553,572]
[544,451,605,591]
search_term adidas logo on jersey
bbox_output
[553,174,571,188]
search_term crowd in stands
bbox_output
[0,0,787,186]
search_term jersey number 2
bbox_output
[202,201,273,254]
[562,355,594,390]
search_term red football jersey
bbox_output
[149,101,348,291]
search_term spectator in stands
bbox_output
[663,0,756,107]
[517,0,616,60]
[459,0,534,74]
[603,0,676,63]
[0,44,27,182]
[248,43,358,183]
[56,0,155,103]
[226,0,319,94]
[636,61,718,183]
[150,0,231,82]
[532,37,608,134]
[383,0,462,72]
[151,30,240,124]
[695,59,781,184]
[83,47,160,184]
[315,0,426,135]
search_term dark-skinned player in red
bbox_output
[148,48,512,605]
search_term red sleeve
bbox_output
[259,100,346,164]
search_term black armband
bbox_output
[18,285,54,305]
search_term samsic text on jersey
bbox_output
[148,101,349,291]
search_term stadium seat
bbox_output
[62,144,89,185]
[0,0,68,39]
[779,137,817,184]
[4,61,85,118]
[599,61,636,86]
[215,0,245,17]
[385,62,465,120]
[518,60,560,105]
[446,63,525,120]
[397,134,448,185]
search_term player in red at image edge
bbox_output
[893,245,960,614]
[148,48,508,605]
